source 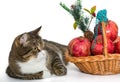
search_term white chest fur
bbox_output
[17,50,49,75]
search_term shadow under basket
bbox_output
[65,22,120,75]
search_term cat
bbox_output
[6,26,68,80]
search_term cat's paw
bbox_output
[54,66,67,76]
[42,70,51,79]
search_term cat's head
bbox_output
[11,26,44,60]
[19,26,44,49]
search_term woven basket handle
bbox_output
[101,22,108,58]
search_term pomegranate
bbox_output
[91,35,114,55]
[114,41,120,53]
[113,36,120,43]
[68,36,91,57]
[94,20,118,41]
[114,36,120,53]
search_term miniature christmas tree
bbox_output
[60,0,96,41]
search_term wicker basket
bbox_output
[65,22,120,75]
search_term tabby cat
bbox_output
[6,26,68,80]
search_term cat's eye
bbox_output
[34,47,37,51]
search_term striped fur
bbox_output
[6,27,68,80]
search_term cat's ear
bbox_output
[20,33,28,45]
[31,26,42,35]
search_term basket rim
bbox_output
[65,50,120,63]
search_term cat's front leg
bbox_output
[52,57,67,76]
[53,65,67,76]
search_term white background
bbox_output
[0,0,120,82]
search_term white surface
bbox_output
[0,0,120,82]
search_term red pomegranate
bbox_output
[113,36,120,43]
[91,35,114,55]
[114,41,120,53]
[114,36,120,53]
[94,20,118,41]
[68,36,91,57]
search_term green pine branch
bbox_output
[78,16,90,32]
[60,0,90,32]
[60,2,72,14]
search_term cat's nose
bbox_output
[37,46,41,50]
